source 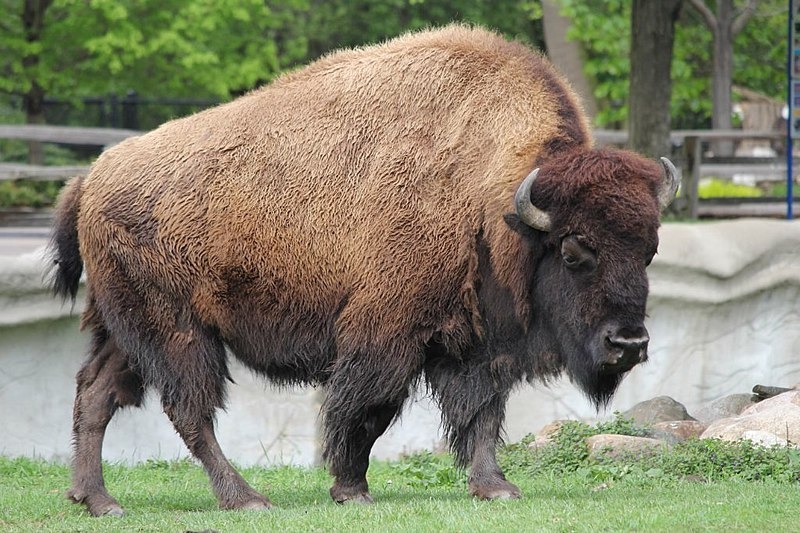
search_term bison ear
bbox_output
[514,168,552,232]
[657,157,679,212]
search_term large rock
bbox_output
[527,419,571,450]
[622,396,695,425]
[650,420,707,443]
[586,434,668,460]
[692,393,756,425]
[700,390,800,446]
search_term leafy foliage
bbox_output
[0,0,309,100]
[0,179,62,208]
[656,438,800,483]
[0,0,544,105]
[390,451,464,488]
[0,0,787,132]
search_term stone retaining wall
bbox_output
[2,219,798,465]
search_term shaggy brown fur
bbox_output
[50,24,673,516]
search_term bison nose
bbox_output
[603,331,649,371]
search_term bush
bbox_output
[0,180,64,207]
[0,179,63,208]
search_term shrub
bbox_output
[0,179,64,208]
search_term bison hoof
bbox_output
[330,483,374,505]
[67,488,125,517]
[469,480,522,501]
[236,499,275,511]
[221,495,275,511]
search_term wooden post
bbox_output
[681,135,701,219]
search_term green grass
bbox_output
[698,178,763,199]
[2,419,799,532]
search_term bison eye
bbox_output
[561,235,597,272]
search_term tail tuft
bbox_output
[48,176,85,301]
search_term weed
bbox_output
[390,451,464,489]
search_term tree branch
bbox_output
[732,0,759,35]
[686,0,717,30]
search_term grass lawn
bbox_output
[1,453,799,533]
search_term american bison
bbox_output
[50,25,677,516]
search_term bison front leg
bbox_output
[322,352,415,504]
[325,402,403,504]
[425,357,521,500]
[463,395,521,500]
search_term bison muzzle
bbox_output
[49,25,678,516]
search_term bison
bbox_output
[49,25,677,516]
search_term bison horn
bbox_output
[514,168,552,232]
[657,157,679,211]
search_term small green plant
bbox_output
[500,413,648,478]
[390,450,463,489]
[652,438,800,483]
[594,412,649,437]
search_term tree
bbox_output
[0,1,308,107]
[686,0,759,154]
[1,1,544,122]
[297,0,544,64]
[14,0,54,163]
[556,0,785,133]
[1,0,310,161]
[628,0,683,159]
[541,0,597,121]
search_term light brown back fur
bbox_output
[75,24,589,358]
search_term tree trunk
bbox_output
[628,0,682,159]
[22,0,53,165]
[710,1,735,155]
[711,1,734,135]
[541,0,597,122]
[687,0,760,156]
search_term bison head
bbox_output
[512,149,678,407]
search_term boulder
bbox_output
[650,420,707,443]
[692,393,755,425]
[622,396,695,425]
[527,419,571,451]
[700,390,800,446]
[586,434,668,460]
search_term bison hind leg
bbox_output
[69,327,145,517]
[152,324,273,511]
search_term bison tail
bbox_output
[48,175,85,301]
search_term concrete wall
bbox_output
[2,219,799,466]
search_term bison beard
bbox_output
[49,25,677,516]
